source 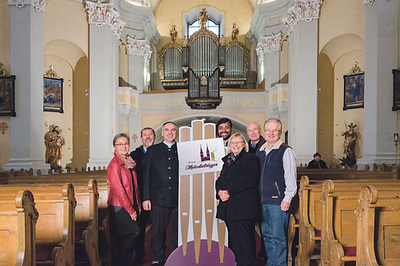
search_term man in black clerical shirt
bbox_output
[143,122,178,265]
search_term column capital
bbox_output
[256,32,283,58]
[126,36,152,62]
[283,0,322,35]
[8,0,46,12]
[85,1,125,39]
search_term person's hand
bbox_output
[281,200,290,212]
[143,200,151,211]
[218,190,230,202]
[130,211,137,221]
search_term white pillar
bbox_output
[87,24,119,169]
[288,19,318,164]
[358,0,398,166]
[129,56,145,92]
[5,4,48,171]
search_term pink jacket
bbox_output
[107,152,138,215]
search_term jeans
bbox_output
[260,203,289,266]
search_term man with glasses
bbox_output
[246,122,266,155]
[255,118,297,266]
[142,122,178,265]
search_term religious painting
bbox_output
[43,76,63,113]
[0,75,16,116]
[343,72,364,110]
[392,69,400,111]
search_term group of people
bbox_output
[107,117,298,266]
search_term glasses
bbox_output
[115,143,129,147]
[230,141,244,145]
[265,129,281,134]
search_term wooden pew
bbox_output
[319,179,400,265]
[0,190,38,265]
[297,164,400,181]
[5,174,110,265]
[0,183,76,265]
[295,176,324,266]
[355,185,400,265]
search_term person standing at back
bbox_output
[256,118,297,266]
[216,117,232,147]
[247,122,266,155]
[142,122,179,265]
[130,127,155,262]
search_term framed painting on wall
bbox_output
[0,75,16,116]
[393,69,400,111]
[43,76,63,113]
[343,72,364,110]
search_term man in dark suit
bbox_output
[143,122,178,265]
[246,121,267,263]
[216,117,232,147]
[247,122,266,154]
[130,127,155,261]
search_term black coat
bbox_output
[216,149,260,221]
[130,145,147,199]
[143,142,179,208]
[248,136,266,154]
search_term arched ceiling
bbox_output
[150,0,257,13]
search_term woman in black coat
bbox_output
[216,133,260,266]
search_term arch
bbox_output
[44,39,87,70]
[183,6,225,37]
[320,34,364,67]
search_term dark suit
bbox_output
[248,136,266,154]
[143,142,179,262]
[130,145,148,259]
[216,149,259,266]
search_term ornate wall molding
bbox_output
[283,0,322,35]
[8,0,46,12]
[256,32,283,58]
[85,1,125,39]
[126,36,152,62]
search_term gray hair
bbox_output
[112,133,130,147]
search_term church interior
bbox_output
[1,0,400,265]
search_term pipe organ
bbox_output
[157,15,250,109]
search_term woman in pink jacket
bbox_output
[107,133,141,265]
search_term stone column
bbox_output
[85,1,122,168]
[286,0,321,164]
[5,1,49,171]
[358,0,398,166]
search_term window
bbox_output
[188,19,220,38]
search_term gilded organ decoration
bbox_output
[231,23,239,41]
[157,9,252,109]
[170,25,178,42]
[198,8,209,28]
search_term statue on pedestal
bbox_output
[44,124,65,171]
[341,122,358,167]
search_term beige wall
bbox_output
[154,0,253,40]
[0,0,10,169]
[318,0,365,166]
[43,0,89,170]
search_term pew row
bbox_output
[356,185,400,265]
[320,179,400,265]
[295,176,400,266]
[0,183,76,265]
[0,190,38,266]
[4,175,110,265]
[297,167,400,181]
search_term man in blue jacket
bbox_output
[256,118,297,266]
